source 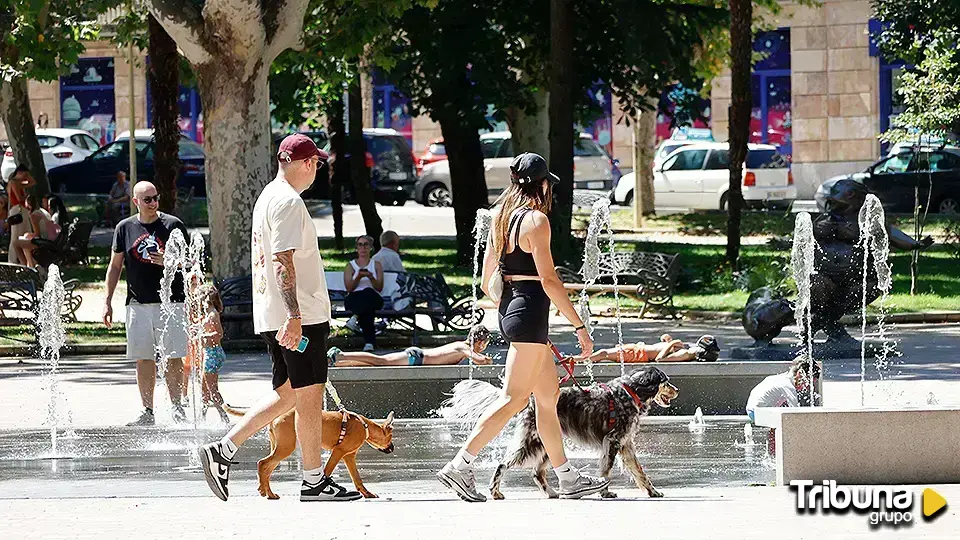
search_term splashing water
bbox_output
[469,210,492,380]
[790,212,817,406]
[605,207,625,378]
[159,229,208,427]
[857,195,893,406]
[575,197,613,383]
[688,406,706,432]
[37,265,70,455]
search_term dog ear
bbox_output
[385,411,395,427]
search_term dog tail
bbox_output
[221,404,248,417]
[435,379,501,423]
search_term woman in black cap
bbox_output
[437,152,608,502]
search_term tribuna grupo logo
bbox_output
[790,481,947,527]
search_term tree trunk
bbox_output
[327,96,347,251]
[439,116,488,265]
[149,0,312,279]
[506,87,550,160]
[548,0,576,264]
[0,77,49,194]
[348,73,382,248]
[634,102,657,219]
[726,0,752,268]
[148,14,181,215]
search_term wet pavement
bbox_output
[0,418,772,499]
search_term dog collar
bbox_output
[620,383,644,411]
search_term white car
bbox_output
[415,131,620,206]
[612,142,796,210]
[1,128,101,183]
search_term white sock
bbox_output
[219,437,238,460]
[303,467,324,485]
[452,449,477,471]
[553,461,579,483]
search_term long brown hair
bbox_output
[490,179,552,260]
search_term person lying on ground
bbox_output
[587,334,720,363]
[327,325,494,367]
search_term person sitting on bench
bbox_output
[588,334,720,363]
[327,326,493,367]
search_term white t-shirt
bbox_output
[746,371,799,415]
[251,179,331,333]
[373,247,405,273]
[349,259,377,292]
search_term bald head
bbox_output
[132,181,160,221]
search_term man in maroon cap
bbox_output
[197,134,360,502]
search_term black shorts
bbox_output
[261,322,330,390]
[498,281,550,344]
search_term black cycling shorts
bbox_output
[498,281,550,344]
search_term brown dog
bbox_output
[224,405,395,499]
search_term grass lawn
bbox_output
[56,238,960,315]
[61,194,209,227]
[0,322,127,345]
[585,207,958,238]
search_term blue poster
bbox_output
[60,58,117,145]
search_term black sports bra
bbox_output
[499,208,538,277]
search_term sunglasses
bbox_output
[356,242,372,248]
[140,195,160,204]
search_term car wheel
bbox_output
[623,190,633,207]
[719,192,729,211]
[424,183,452,207]
[937,197,959,215]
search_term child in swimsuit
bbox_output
[588,334,720,363]
[184,282,229,424]
[328,325,493,367]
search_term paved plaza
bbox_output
[1,317,958,538]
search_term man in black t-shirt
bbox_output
[103,181,189,426]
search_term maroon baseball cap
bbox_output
[277,134,328,163]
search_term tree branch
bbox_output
[262,0,310,65]
[147,0,211,65]
[202,0,267,66]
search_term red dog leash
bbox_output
[549,341,588,393]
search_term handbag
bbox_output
[487,267,504,304]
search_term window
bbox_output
[83,135,101,151]
[60,57,116,146]
[178,140,205,159]
[480,138,504,159]
[705,149,730,170]
[367,135,408,159]
[574,138,605,157]
[37,136,65,149]
[496,139,515,159]
[747,149,789,169]
[917,152,959,172]
[874,154,912,175]
[93,142,126,161]
[658,143,689,160]
[665,149,707,171]
[70,135,88,150]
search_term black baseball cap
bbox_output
[510,152,560,185]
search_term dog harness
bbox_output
[337,410,370,446]
[597,383,646,432]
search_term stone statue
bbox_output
[736,179,933,355]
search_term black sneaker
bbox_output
[300,476,363,502]
[198,441,235,501]
[127,409,155,426]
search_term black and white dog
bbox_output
[440,366,679,499]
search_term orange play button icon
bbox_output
[923,488,947,518]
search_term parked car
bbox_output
[612,142,795,210]
[1,128,102,182]
[652,127,715,172]
[816,149,960,215]
[415,131,620,207]
[48,137,207,196]
[415,137,447,175]
[116,129,193,142]
[324,128,417,206]
[273,131,330,199]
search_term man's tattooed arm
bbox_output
[273,250,300,318]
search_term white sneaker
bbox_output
[363,343,375,352]
[437,462,486,502]
[345,316,360,333]
[558,473,610,499]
